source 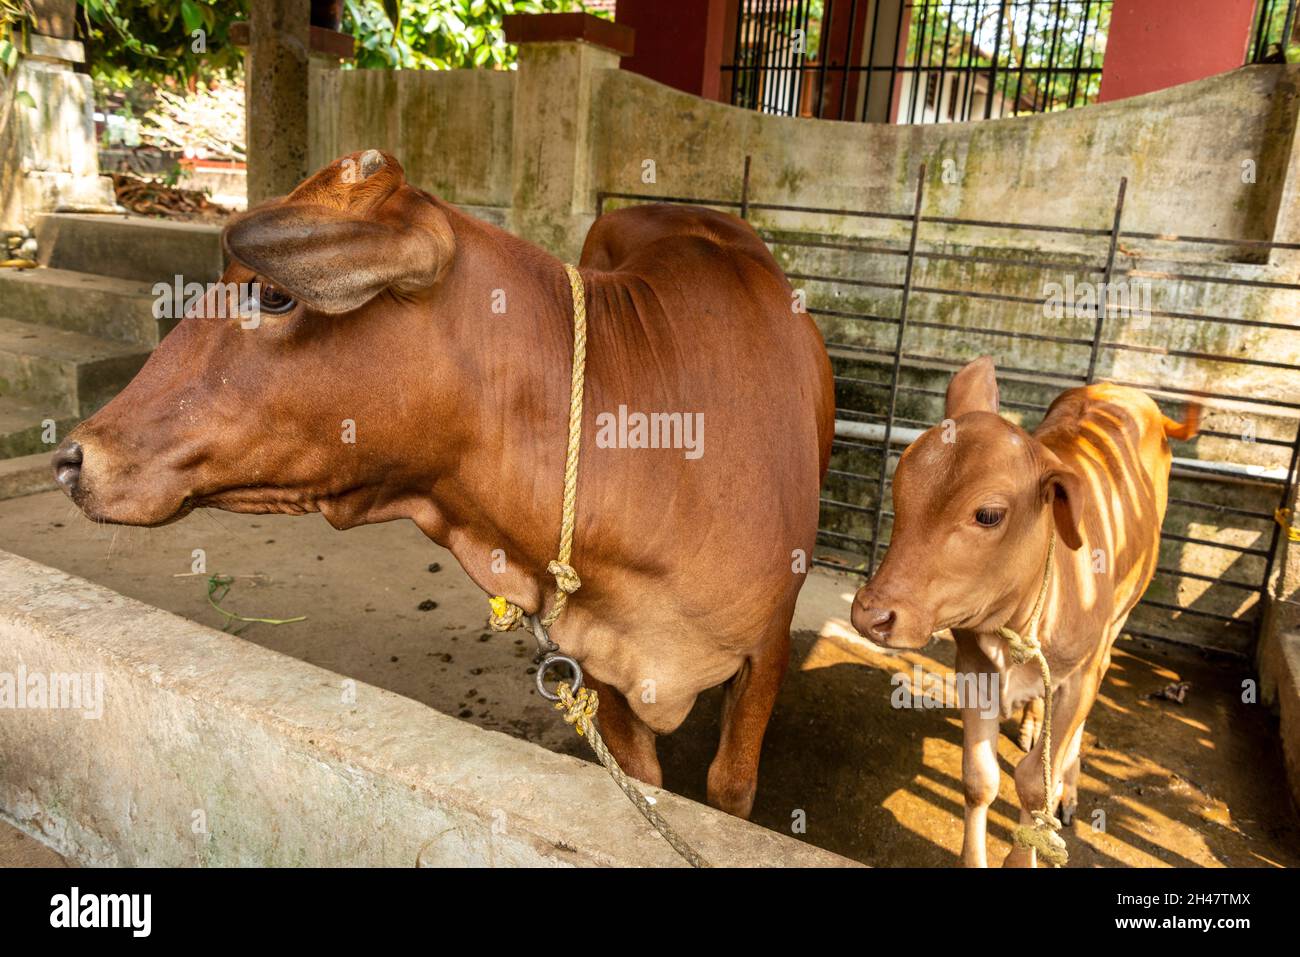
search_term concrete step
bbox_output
[0,451,56,500]
[0,395,76,460]
[36,212,226,285]
[0,317,149,419]
[0,267,165,346]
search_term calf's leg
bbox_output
[706,626,791,819]
[956,639,1000,867]
[1056,723,1085,826]
[586,674,662,788]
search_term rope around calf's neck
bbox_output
[996,528,1069,868]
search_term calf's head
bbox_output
[850,357,1084,649]
[53,149,458,528]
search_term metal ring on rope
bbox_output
[536,653,583,701]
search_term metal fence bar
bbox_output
[868,163,926,574]
[1086,177,1126,383]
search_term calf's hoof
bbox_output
[1057,799,1077,827]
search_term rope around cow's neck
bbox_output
[487,262,588,634]
[483,263,711,868]
[996,527,1069,867]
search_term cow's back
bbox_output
[1035,383,1173,619]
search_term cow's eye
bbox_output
[257,284,296,315]
[974,507,1005,528]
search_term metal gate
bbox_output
[597,158,1300,655]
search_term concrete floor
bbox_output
[0,818,68,866]
[2,488,1297,867]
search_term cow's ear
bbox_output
[944,356,1000,419]
[222,201,454,315]
[1039,450,1085,551]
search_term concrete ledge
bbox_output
[0,453,56,500]
[0,550,852,867]
[36,214,226,286]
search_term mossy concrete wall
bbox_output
[310,67,516,210]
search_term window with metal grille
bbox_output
[723,1,1115,124]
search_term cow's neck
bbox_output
[409,210,588,614]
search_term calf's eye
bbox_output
[974,507,1004,528]
[257,284,296,315]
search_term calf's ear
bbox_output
[944,356,1000,419]
[222,201,454,315]
[1039,451,1085,550]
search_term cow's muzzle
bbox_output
[51,440,84,502]
[851,587,933,650]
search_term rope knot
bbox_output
[487,595,524,632]
[998,625,1041,665]
[555,681,599,736]
[547,561,582,595]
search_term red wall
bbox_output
[616,0,735,101]
[1098,0,1258,103]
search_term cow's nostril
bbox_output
[864,607,896,640]
[51,441,83,496]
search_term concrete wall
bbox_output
[310,67,516,212]
[592,63,1300,252]
[0,549,851,867]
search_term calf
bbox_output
[851,357,1197,866]
[51,150,835,818]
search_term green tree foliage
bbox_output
[75,0,600,84]
[79,0,249,85]
[346,0,595,71]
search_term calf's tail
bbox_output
[1162,403,1201,441]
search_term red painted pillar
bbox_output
[616,0,736,101]
[1098,0,1258,103]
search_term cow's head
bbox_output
[850,357,1084,649]
[53,149,459,529]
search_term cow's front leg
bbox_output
[585,674,662,788]
[956,639,1000,867]
[706,626,790,819]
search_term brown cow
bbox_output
[850,357,1197,865]
[51,149,835,818]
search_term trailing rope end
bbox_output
[1012,811,1069,867]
